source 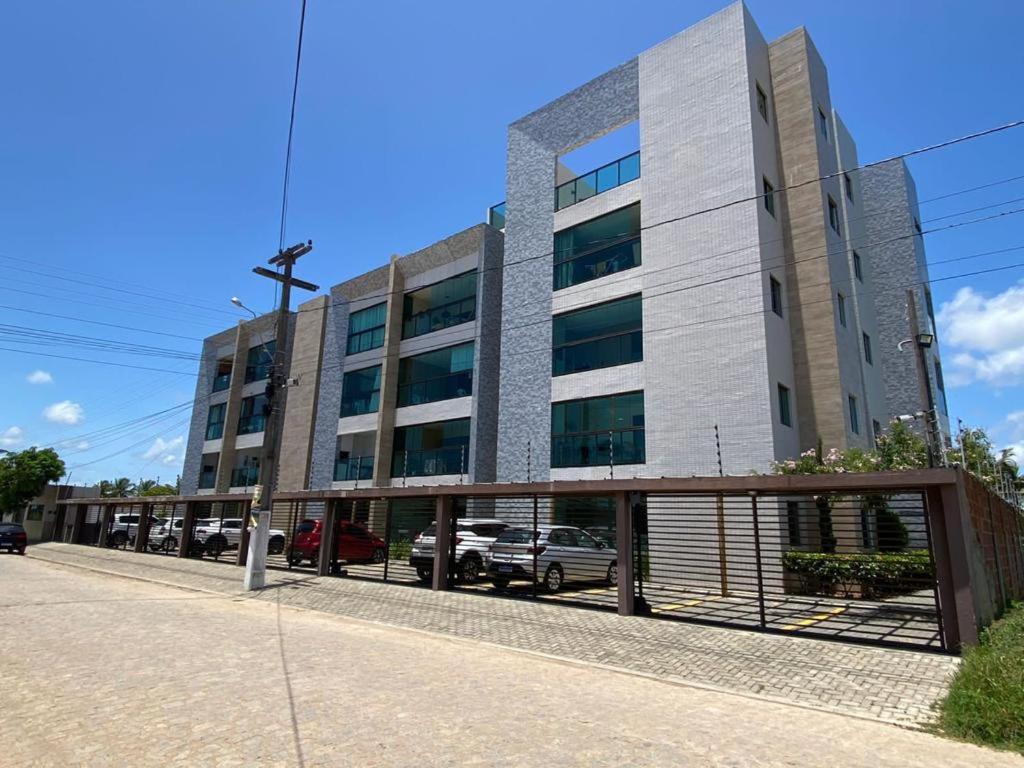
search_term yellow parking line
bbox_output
[651,595,722,614]
[780,605,847,631]
[551,586,617,599]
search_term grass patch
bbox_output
[937,602,1024,753]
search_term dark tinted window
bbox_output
[468,523,507,537]
[296,521,316,533]
[495,528,537,544]
[554,204,641,290]
[553,295,643,376]
[0,523,24,533]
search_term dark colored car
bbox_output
[0,523,28,555]
[288,519,386,566]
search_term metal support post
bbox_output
[177,501,197,559]
[749,492,767,629]
[615,491,634,616]
[134,503,152,553]
[236,500,253,566]
[318,499,339,577]
[70,504,86,544]
[432,495,453,591]
[716,493,729,596]
[97,504,114,548]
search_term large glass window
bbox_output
[335,452,374,481]
[551,391,645,468]
[340,365,382,417]
[552,295,642,376]
[205,403,226,441]
[402,271,477,340]
[238,394,268,435]
[347,302,387,355]
[777,384,792,428]
[391,418,471,477]
[554,204,641,291]
[244,339,275,383]
[397,342,474,407]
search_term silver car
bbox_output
[410,518,509,584]
[487,524,617,592]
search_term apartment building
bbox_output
[180,2,943,496]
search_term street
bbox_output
[0,555,1020,767]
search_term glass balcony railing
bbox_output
[230,466,259,487]
[488,202,506,230]
[551,427,646,468]
[334,455,374,482]
[555,151,640,212]
[198,470,216,489]
[553,237,641,291]
[391,446,468,478]
[397,370,473,408]
[244,362,272,384]
[205,423,224,441]
[212,372,231,392]
[237,414,266,435]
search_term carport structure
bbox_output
[57,467,1024,654]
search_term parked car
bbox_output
[193,518,286,557]
[145,517,212,553]
[108,513,161,548]
[288,519,386,566]
[0,523,27,555]
[487,524,617,592]
[410,518,509,584]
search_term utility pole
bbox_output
[243,240,318,590]
[906,289,941,468]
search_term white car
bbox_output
[409,518,509,584]
[108,513,160,548]
[193,518,286,557]
[487,524,617,592]
[146,517,212,553]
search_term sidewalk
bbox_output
[28,542,959,727]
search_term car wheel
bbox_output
[607,561,618,585]
[163,536,178,553]
[491,577,510,589]
[267,535,285,555]
[287,551,305,566]
[17,548,26,556]
[543,565,564,593]
[371,548,385,565]
[415,566,433,583]
[206,535,227,558]
[110,531,128,548]
[459,556,482,584]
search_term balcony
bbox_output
[237,414,266,435]
[334,455,374,482]
[205,423,224,441]
[553,237,641,291]
[487,202,506,230]
[555,151,640,212]
[244,362,271,384]
[391,446,467,478]
[397,370,473,408]
[198,470,216,489]
[230,466,259,487]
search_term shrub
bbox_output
[782,549,932,598]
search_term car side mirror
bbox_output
[596,541,606,549]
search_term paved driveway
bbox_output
[2,554,1021,767]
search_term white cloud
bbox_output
[73,440,90,451]
[938,280,1024,386]
[0,426,23,448]
[142,435,184,463]
[43,401,84,425]
[26,370,53,384]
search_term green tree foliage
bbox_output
[100,478,135,497]
[0,448,65,516]
[140,484,177,497]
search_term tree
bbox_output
[140,484,177,497]
[100,478,135,498]
[0,448,65,517]
[136,479,156,495]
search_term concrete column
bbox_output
[925,486,966,651]
[236,500,253,566]
[615,492,635,616]
[70,504,87,544]
[432,495,454,591]
[97,504,114,548]
[177,502,197,559]
[134,503,153,553]
[318,499,339,577]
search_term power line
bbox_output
[0,305,203,341]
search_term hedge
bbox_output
[782,549,933,597]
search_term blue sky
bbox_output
[1,0,1023,485]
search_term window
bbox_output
[347,302,387,355]
[837,292,847,327]
[244,340,275,383]
[762,176,775,217]
[848,394,860,435]
[212,359,232,392]
[818,106,828,140]
[770,276,784,317]
[777,384,792,427]
[198,459,217,489]
[551,391,645,468]
[238,394,268,435]
[934,360,945,392]
[828,196,841,234]
[397,342,474,406]
[756,83,768,122]
[555,152,641,211]
[853,251,863,282]
[925,288,936,331]
[872,420,882,446]
[844,173,853,201]
[340,365,382,417]
[786,501,801,546]
[863,333,873,365]
[391,418,471,477]
[552,295,643,376]
[335,451,374,481]
[231,456,259,487]
[554,204,641,290]
[205,403,226,441]
[402,271,477,339]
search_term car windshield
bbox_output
[420,524,437,537]
[0,523,24,533]
[495,528,537,544]
[466,523,507,537]
[296,521,315,533]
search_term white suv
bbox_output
[409,518,509,584]
[146,517,212,553]
[108,513,160,548]
[193,518,286,557]
[487,524,617,592]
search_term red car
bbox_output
[288,519,386,566]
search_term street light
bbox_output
[230,296,257,319]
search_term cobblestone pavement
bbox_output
[26,543,961,728]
